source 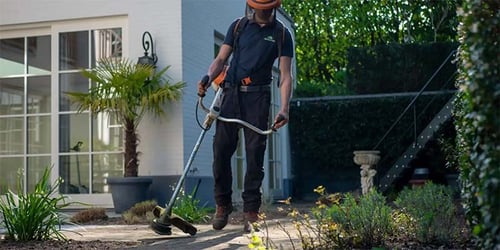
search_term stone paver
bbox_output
[63,219,301,250]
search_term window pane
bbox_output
[92,113,123,152]
[59,72,88,112]
[0,117,24,155]
[59,154,90,194]
[27,156,51,192]
[27,76,51,113]
[0,157,22,195]
[27,36,51,75]
[0,77,24,115]
[91,28,122,66]
[59,31,88,70]
[59,113,89,153]
[0,38,24,76]
[27,115,51,154]
[93,153,123,193]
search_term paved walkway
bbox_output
[63,219,301,250]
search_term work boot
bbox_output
[212,205,233,230]
[243,211,259,233]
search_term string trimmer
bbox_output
[150,76,283,236]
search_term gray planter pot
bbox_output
[107,177,152,213]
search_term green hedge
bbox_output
[455,0,500,248]
[289,92,453,200]
[346,42,458,94]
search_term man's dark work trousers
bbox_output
[212,85,270,213]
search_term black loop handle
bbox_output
[198,75,210,97]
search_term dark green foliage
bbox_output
[436,119,459,172]
[289,93,453,199]
[0,167,74,241]
[346,42,458,94]
[394,182,459,244]
[455,0,500,248]
[282,0,460,96]
[294,79,353,98]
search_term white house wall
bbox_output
[0,0,295,207]
[181,0,245,178]
[0,0,186,178]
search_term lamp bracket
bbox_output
[142,31,158,64]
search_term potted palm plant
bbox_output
[66,57,185,213]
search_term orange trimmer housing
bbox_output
[212,65,228,87]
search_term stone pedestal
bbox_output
[353,150,380,195]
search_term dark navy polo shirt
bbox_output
[223,17,294,85]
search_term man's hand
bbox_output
[272,112,289,130]
[197,75,210,97]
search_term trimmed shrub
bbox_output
[70,207,108,224]
[122,200,157,224]
[327,190,393,249]
[394,182,459,244]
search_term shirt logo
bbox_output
[264,35,276,43]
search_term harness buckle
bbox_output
[241,76,252,86]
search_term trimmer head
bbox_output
[151,205,198,236]
[169,214,197,236]
[150,219,173,235]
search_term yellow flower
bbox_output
[313,185,325,195]
[288,209,299,218]
[258,212,266,220]
[248,233,265,249]
[251,234,262,245]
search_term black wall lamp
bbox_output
[137,31,158,67]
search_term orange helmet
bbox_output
[246,0,281,10]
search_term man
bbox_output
[198,0,294,233]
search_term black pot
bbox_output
[107,177,152,213]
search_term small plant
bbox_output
[122,200,157,224]
[273,186,393,249]
[0,167,74,241]
[247,232,266,250]
[246,212,286,250]
[394,182,459,244]
[172,188,211,224]
[70,207,108,224]
[67,57,185,177]
[280,187,351,250]
[327,189,394,249]
[391,209,416,242]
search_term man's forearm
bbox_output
[207,59,225,82]
[279,75,292,113]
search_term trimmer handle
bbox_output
[197,75,210,97]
